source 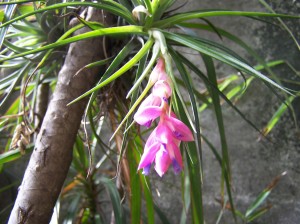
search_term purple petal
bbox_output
[134,106,163,126]
[142,164,152,175]
[154,145,171,177]
[144,129,158,149]
[155,122,172,144]
[165,115,194,141]
[139,94,161,108]
[166,141,183,169]
[172,159,182,174]
[138,142,160,170]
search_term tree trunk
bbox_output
[8,8,111,224]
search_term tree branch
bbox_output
[8,8,112,224]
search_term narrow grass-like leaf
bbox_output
[246,205,272,222]
[0,4,17,49]
[153,0,176,20]
[11,23,44,36]
[201,134,222,166]
[163,31,290,94]
[63,194,81,224]
[74,58,113,77]
[199,74,239,112]
[246,192,271,220]
[0,144,33,165]
[169,47,203,170]
[116,0,132,11]
[98,177,124,224]
[69,38,153,105]
[0,9,4,22]
[177,52,264,138]
[174,77,210,105]
[121,53,149,223]
[0,62,31,110]
[3,39,32,53]
[0,0,42,6]
[197,20,300,130]
[0,181,19,193]
[0,1,136,28]
[180,158,191,224]
[127,138,142,224]
[177,22,261,62]
[201,54,236,221]
[154,204,171,224]
[175,94,203,224]
[260,95,295,138]
[0,26,144,63]
[245,172,286,219]
[154,10,300,28]
[140,175,155,224]
[74,136,88,169]
[259,0,300,50]
[0,70,20,90]
[100,39,137,82]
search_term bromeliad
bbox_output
[134,57,194,177]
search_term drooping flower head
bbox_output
[137,112,194,176]
[134,57,194,177]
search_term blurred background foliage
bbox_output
[0,0,299,223]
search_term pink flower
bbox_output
[149,58,170,84]
[134,57,194,177]
[138,113,194,176]
[134,80,171,127]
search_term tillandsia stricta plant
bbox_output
[0,0,299,223]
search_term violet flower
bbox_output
[134,57,194,177]
[134,79,171,127]
[138,112,194,176]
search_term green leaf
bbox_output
[97,177,124,224]
[175,95,203,224]
[0,1,136,28]
[177,52,264,143]
[245,190,271,219]
[127,138,142,224]
[154,10,300,28]
[246,205,272,222]
[0,4,17,49]
[0,62,31,110]
[120,55,148,223]
[0,25,145,63]
[68,38,153,105]
[74,136,88,169]
[245,172,286,220]
[0,145,33,165]
[163,31,290,94]
[260,95,295,137]
[17,4,35,15]
[0,0,42,6]
[0,9,4,22]
[140,175,155,224]
[259,0,300,51]
[202,55,236,221]
[100,39,137,83]
[169,47,203,173]
[154,204,171,224]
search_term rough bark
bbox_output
[34,75,49,139]
[8,8,111,224]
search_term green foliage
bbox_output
[0,0,299,223]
